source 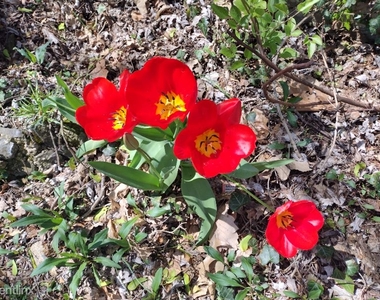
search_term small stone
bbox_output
[0,127,23,138]
[0,138,18,160]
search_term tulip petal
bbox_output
[128,57,197,129]
[217,98,241,124]
[285,222,320,250]
[266,215,298,258]
[223,125,257,157]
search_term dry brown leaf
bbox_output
[209,204,238,249]
[246,108,269,141]
[90,59,108,79]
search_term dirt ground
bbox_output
[1,0,380,299]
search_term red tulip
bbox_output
[265,200,324,258]
[76,71,137,142]
[127,57,197,129]
[173,98,257,178]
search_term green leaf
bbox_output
[229,190,251,212]
[280,47,298,59]
[268,141,286,150]
[181,162,217,245]
[235,289,249,300]
[354,162,366,177]
[69,262,87,299]
[372,216,380,222]
[76,140,107,158]
[241,257,254,282]
[48,96,78,123]
[56,75,83,109]
[207,273,243,288]
[228,267,245,279]
[89,161,161,191]
[151,267,163,294]
[250,159,293,171]
[311,35,323,45]
[283,290,301,298]
[230,60,245,70]
[258,244,280,265]
[21,203,52,216]
[279,81,289,101]
[35,42,50,64]
[11,215,61,228]
[307,280,324,299]
[128,278,147,291]
[204,246,224,264]
[345,259,359,276]
[93,256,121,269]
[286,110,298,127]
[135,232,147,243]
[140,141,180,190]
[88,228,109,251]
[239,235,252,252]
[0,248,15,255]
[31,258,73,276]
[146,205,171,218]
[307,41,317,59]
[133,125,173,142]
[211,3,229,19]
[230,4,241,22]
[119,217,139,239]
[228,159,259,179]
[297,0,320,14]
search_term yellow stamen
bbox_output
[276,211,293,229]
[195,129,222,157]
[111,106,127,130]
[156,91,186,120]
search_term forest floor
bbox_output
[0,0,380,299]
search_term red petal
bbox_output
[187,100,218,129]
[265,215,298,258]
[289,200,324,230]
[83,78,121,110]
[217,98,241,125]
[128,57,197,129]
[223,124,257,157]
[173,128,193,160]
[119,69,131,95]
[285,222,320,250]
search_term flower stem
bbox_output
[136,147,162,180]
[224,175,274,212]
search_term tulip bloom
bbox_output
[128,57,197,129]
[76,71,137,142]
[265,200,324,258]
[173,98,257,178]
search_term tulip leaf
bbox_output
[76,140,108,158]
[251,159,294,171]
[228,159,259,179]
[138,140,180,191]
[181,162,217,245]
[48,96,78,123]
[133,125,174,141]
[56,75,83,109]
[258,244,279,265]
[89,161,161,191]
[206,273,243,288]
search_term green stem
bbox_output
[224,175,274,212]
[137,147,162,180]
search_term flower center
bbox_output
[276,211,294,229]
[195,129,222,157]
[111,106,127,130]
[156,91,186,120]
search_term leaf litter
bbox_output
[0,0,380,299]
